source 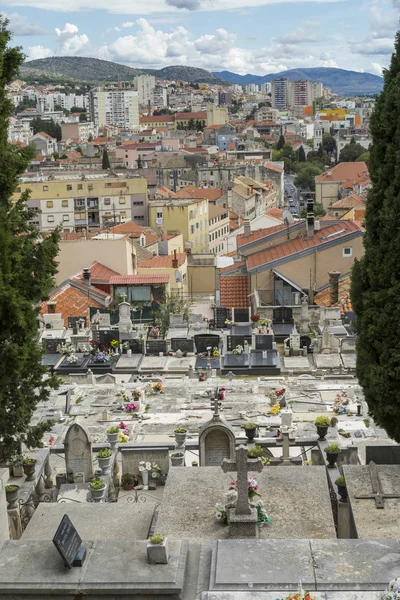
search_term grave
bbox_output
[92,310,111,328]
[232,307,251,324]
[223,353,250,368]
[170,338,194,353]
[365,445,400,465]
[272,307,296,342]
[139,356,168,372]
[68,316,87,330]
[95,329,120,348]
[87,355,118,373]
[169,314,186,328]
[146,340,167,355]
[195,357,221,371]
[56,354,90,374]
[314,354,342,369]
[121,338,143,354]
[42,338,64,354]
[253,334,273,350]
[118,302,133,334]
[165,356,196,372]
[213,307,230,329]
[194,334,221,354]
[226,336,252,352]
[114,354,142,372]
[64,423,93,482]
[198,399,235,467]
[283,356,310,369]
[119,444,170,475]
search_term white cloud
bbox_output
[2,11,47,36]
[370,61,385,76]
[351,38,395,56]
[322,59,339,68]
[27,45,53,60]
[55,22,90,55]
[278,28,318,44]
[194,29,236,54]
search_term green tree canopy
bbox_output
[0,18,60,459]
[294,164,323,191]
[276,134,285,150]
[339,138,366,162]
[351,31,400,441]
[102,147,110,170]
[356,151,370,165]
[298,146,306,162]
[322,133,337,156]
[31,117,61,141]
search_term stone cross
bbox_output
[222,445,263,515]
[211,396,220,417]
[227,371,235,382]
[354,461,400,509]
[279,429,292,463]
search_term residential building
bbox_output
[208,205,230,254]
[110,274,170,303]
[140,115,175,129]
[152,86,168,109]
[218,91,232,106]
[14,173,148,233]
[311,82,324,102]
[261,82,272,94]
[293,80,312,107]
[271,79,292,110]
[315,162,369,211]
[137,252,188,294]
[109,221,158,246]
[89,87,139,130]
[148,197,209,253]
[8,117,32,144]
[61,121,96,143]
[245,84,259,93]
[36,95,55,113]
[206,105,229,126]
[328,194,366,218]
[29,132,57,156]
[133,74,156,106]
[175,111,207,129]
[203,124,236,147]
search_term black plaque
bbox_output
[171,338,194,352]
[300,335,312,351]
[53,515,86,569]
[366,446,400,465]
[68,316,87,329]
[97,329,120,348]
[194,334,220,354]
[273,307,294,323]
[42,338,64,353]
[146,340,167,355]
[234,308,250,323]
[226,335,252,351]
[126,338,143,354]
[254,335,274,350]
[214,307,230,328]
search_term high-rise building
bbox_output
[271,79,292,110]
[311,81,324,102]
[293,80,312,107]
[89,87,139,130]
[133,74,156,106]
[153,86,168,109]
[245,84,259,93]
[218,91,232,106]
[261,82,271,95]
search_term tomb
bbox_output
[198,399,235,467]
[272,307,297,342]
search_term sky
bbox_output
[1,0,398,76]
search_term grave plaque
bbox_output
[120,446,169,474]
[64,424,93,482]
[146,340,167,355]
[214,307,230,328]
[300,335,312,351]
[366,446,400,465]
[43,338,64,353]
[53,514,86,569]
[68,317,87,329]
[204,429,231,466]
[224,353,250,367]
[255,335,273,350]
[125,338,143,354]
[226,336,252,351]
[194,334,220,354]
[273,307,294,323]
[171,338,194,353]
[234,308,250,323]
[97,329,119,348]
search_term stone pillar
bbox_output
[328,271,341,305]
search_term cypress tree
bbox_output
[0,19,60,459]
[102,147,110,170]
[351,32,400,441]
[276,134,285,150]
[298,146,306,162]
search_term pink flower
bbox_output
[48,436,55,446]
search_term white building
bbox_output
[153,86,168,109]
[133,74,156,106]
[89,87,139,130]
[261,82,271,94]
[8,117,32,144]
[36,95,55,113]
[311,82,324,102]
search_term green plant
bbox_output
[364,418,370,428]
[330,417,338,427]
[90,478,105,490]
[248,445,264,457]
[149,533,165,545]
[5,484,17,491]
[315,416,331,427]
[242,422,257,430]
[174,428,187,434]
[97,448,111,458]
[107,426,119,434]
[145,404,151,413]
[171,452,183,458]
[22,457,36,465]
[335,476,346,486]
[10,453,24,466]
[75,396,83,405]
[121,472,135,486]
[325,443,340,453]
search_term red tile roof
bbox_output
[265,207,284,220]
[110,221,145,236]
[247,220,364,270]
[140,115,174,123]
[237,223,287,247]
[109,274,170,285]
[175,111,207,120]
[73,261,120,283]
[316,162,368,183]
[176,186,224,201]
[39,283,104,326]
[314,273,352,314]
[36,131,54,140]
[331,194,366,209]
[220,275,249,309]
[138,253,187,268]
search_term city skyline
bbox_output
[1,0,397,77]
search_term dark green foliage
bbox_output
[31,117,61,141]
[294,164,323,191]
[357,151,370,165]
[351,32,400,442]
[322,133,336,155]
[300,203,326,218]
[136,155,143,169]
[102,148,110,170]
[0,19,60,459]
[298,146,306,162]
[339,137,366,162]
[276,134,285,150]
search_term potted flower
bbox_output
[182,350,188,357]
[248,445,270,466]
[138,461,152,489]
[147,533,169,564]
[251,314,260,323]
[233,345,244,355]
[174,428,187,445]
[270,403,281,416]
[152,382,164,394]
[107,426,120,446]
[170,452,185,467]
[122,341,130,355]
[212,347,221,358]
[324,443,341,468]
[335,475,347,500]
[225,318,233,330]
[10,453,24,477]
[89,478,106,502]
[199,372,206,382]
[124,402,138,414]
[151,462,161,480]
[96,448,112,474]
[66,354,78,364]
[242,422,258,442]
[22,457,37,481]
[121,472,138,491]
[315,416,331,440]
[132,390,141,400]
[5,484,19,509]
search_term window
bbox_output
[47,215,54,222]
[343,247,352,257]
[63,215,69,222]
[196,222,199,229]
[46,201,53,208]
[119,197,126,204]
[133,201,144,206]
[104,198,111,205]
[62,200,68,207]
[136,215,144,220]
[75,212,86,220]
[157,211,163,219]
[120,211,126,219]
[78,184,83,190]
[43,186,48,191]
[190,225,195,234]
[67,185,72,191]
[199,206,203,216]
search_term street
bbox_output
[284,174,300,216]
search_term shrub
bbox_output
[315,416,330,427]
[149,533,165,544]
[325,443,340,453]
[121,473,136,486]
[97,448,112,459]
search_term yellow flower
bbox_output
[270,403,281,415]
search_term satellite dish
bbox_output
[283,210,294,225]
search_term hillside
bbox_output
[21,56,223,84]
[212,67,383,95]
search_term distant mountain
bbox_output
[212,67,383,96]
[20,56,223,84]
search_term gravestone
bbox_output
[97,312,111,327]
[194,334,220,354]
[300,335,312,351]
[120,445,169,475]
[223,353,250,367]
[273,307,294,323]
[366,446,400,465]
[199,399,235,467]
[214,307,230,328]
[123,338,143,354]
[64,424,93,482]
[233,308,250,323]
[146,340,167,355]
[118,302,133,334]
[189,313,203,324]
[68,317,87,330]
[96,329,119,348]
[254,335,273,350]
[170,314,185,328]
[171,338,194,353]
[43,338,64,353]
[226,336,252,352]
[53,514,86,568]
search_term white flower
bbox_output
[215,512,222,520]
[138,465,145,472]
[145,461,152,470]
[207,346,211,350]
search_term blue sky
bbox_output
[1,0,397,76]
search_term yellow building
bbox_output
[14,173,148,232]
[206,105,229,126]
[148,197,209,253]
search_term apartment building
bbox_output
[208,205,230,254]
[61,121,96,143]
[89,87,139,130]
[14,173,148,233]
[271,79,292,110]
[8,117,32,144]
[133,74,156,106]
[148,197,209,253]
[293,80,312,107]
[153,86,168,109]
[311,82,324,102]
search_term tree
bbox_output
[102,147,110,170]
[322,133,336,156]
[31,118,61,141]
[154,293,193,337]
[298,146,306,162]
[276,134,285,150]
[300,204,326,218]
[187,118,195,130]
[0,18,60,460]
[136,155,143,169]
[339,138,366,162]
[88,133,93,142]
[356,151,370,165]
[350,31,400,441]
[294,164,323,191]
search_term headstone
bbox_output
[146,340,167,355]
[273,307,294,323]
[290,334,301,353]
[170,314,185,328]
[64,424,93,482]
[226,335,252,352]
[199,400,236,467]
[214,307,230,328]
[194,334,220,354]
[300,335,312,352]
[299,295,310,333]
[254,335,273,350]
[366,446,400,465]
[97,311,111,327]
[120,446,169,475]
[233,307,250,323]
[68,317,87,329]
[123,338,143,354]
[189,313,203,324]
[118,302,133,334]
[52,514,86,569]
[227,371,235,382]
[43,338,64,353]
[171,338,194,353]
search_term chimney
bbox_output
[47,301,56,314]
[172,249,179,269]
[328,271,340,305]
[243,219,251,238]
[307,198,314,239]
[82,268,91,286]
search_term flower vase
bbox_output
[142,469,149,490]
[127,349,132,357]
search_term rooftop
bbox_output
[220,274,249,309]
[109,274,170,285]
[316,162,369,183]
[138,253,187,269]
[331,194,366,209]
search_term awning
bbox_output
[273,269,306,295]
